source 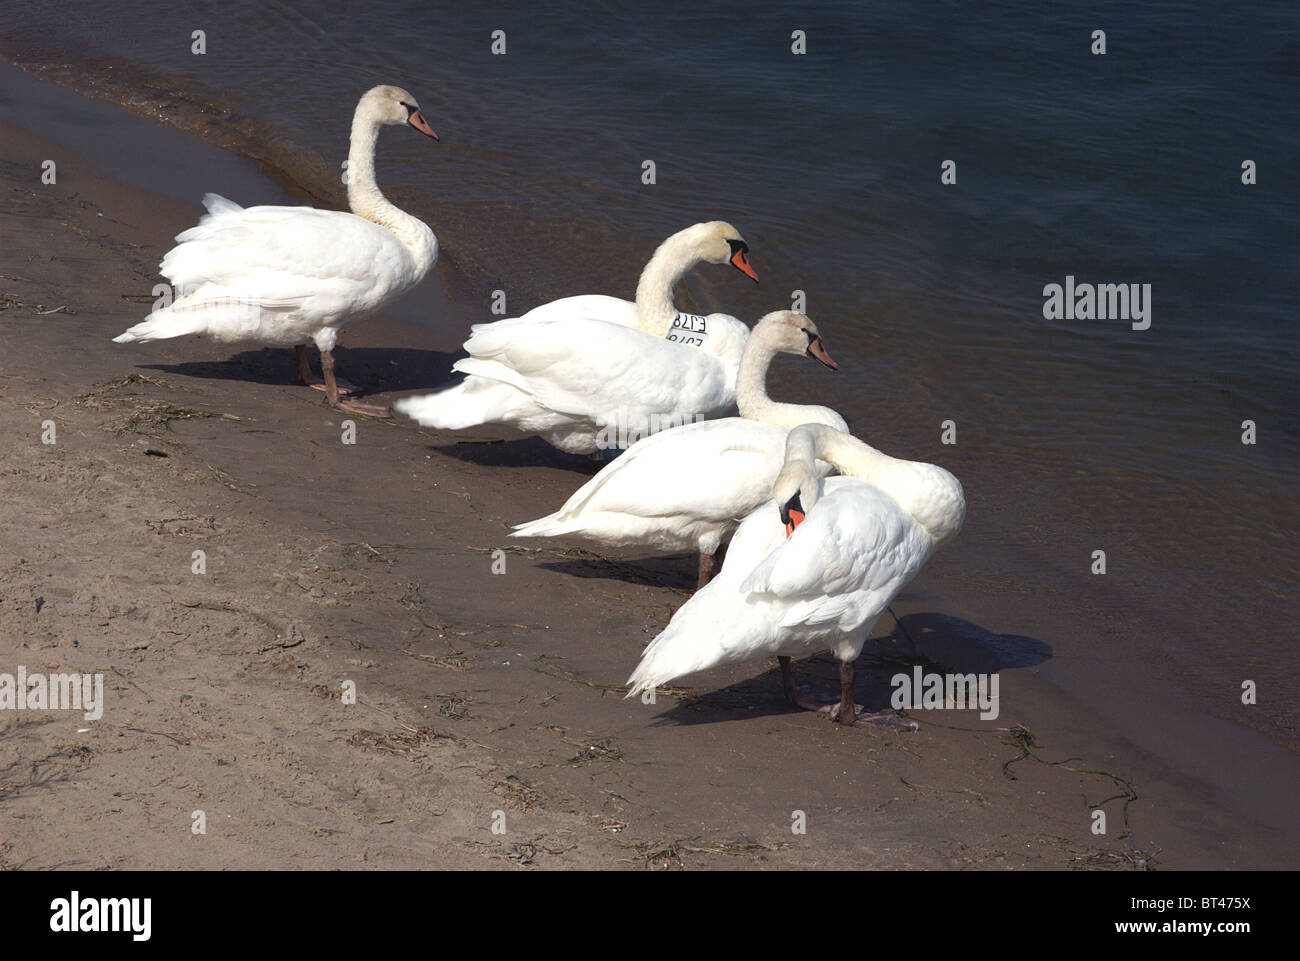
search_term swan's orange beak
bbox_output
[780,493,806,538]
[408,110,439,140]
[807,336,837,370]
[730,245,759,283]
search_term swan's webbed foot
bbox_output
[780,655,836,711]
[830,703,919,731]
[779,656,917,731]
[308,378,362,397]
[790,686,839,712]
[333,398,391,419]
[319,347,382,414]
[832,661,917,731]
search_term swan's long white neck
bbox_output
[734,329,782,419]
[734,320,845,430]
[634,232,703,337]
[734,329,824,428]
[346,110,436,274]
[781,425,965,545]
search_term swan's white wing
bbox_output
[516,294,639,327]
[511,419,848,552]
[740,482,934,632]
[551,419,786,517]
[457,316,733,420]
[161,195,415,310]
[627,473,954,695]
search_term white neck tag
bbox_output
[667,312,709,348]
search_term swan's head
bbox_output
[359,85,439,140]
[773,458,820,537]
[753,310,837,370]
[773,424,826,536]
[678,221,759,283]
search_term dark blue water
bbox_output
[2,1,1297,754]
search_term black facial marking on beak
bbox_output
[780,491,805,533]
[804,329,838,370]
[726,238,759,283]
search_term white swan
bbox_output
[392,222,758,452]
[626,423,965,728]
[511,310,846,586]
[112,84,439,417]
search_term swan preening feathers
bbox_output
[393,221,758,452]
[108,79,967,740]
[113,85,439,417]
[626,424,966,727]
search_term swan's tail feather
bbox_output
[626,626,700,699]
[200,193,244,218]
[394,376,523,431]
[112,285,273,343]
[509,514,568,539]
[625,602,741,699]
[112,307,207,344]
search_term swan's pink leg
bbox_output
[696,542,727,589]
[697,552,715,589]
[779,657,917,731]
[298,344,360,396]
[321,348,389,418]
[832,661,918,730]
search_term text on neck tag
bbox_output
[667,312,708,348]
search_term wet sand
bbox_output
[2,67,1295,870]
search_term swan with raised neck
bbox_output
[736,310,843,429]
[633,221,757,337]
[346,84,439,274]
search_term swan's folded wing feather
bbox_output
[163,205,409,305]
[460,318,727,419]
[551,419,784,518]
[740,485,930,608]
[515,294,639,327]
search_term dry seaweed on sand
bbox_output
[488,773,543,812]
[616,835,789,869]
[345,726,445,759]
[78,373,242,439]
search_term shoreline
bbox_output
[2,64,1296,869]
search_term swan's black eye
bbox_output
[726,238,749,256]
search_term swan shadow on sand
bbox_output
[140,345,462,396]
[418,437,603,474]
[637,612,1051,728]
[537,554,697,591]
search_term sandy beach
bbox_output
[2,65,1295,871]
